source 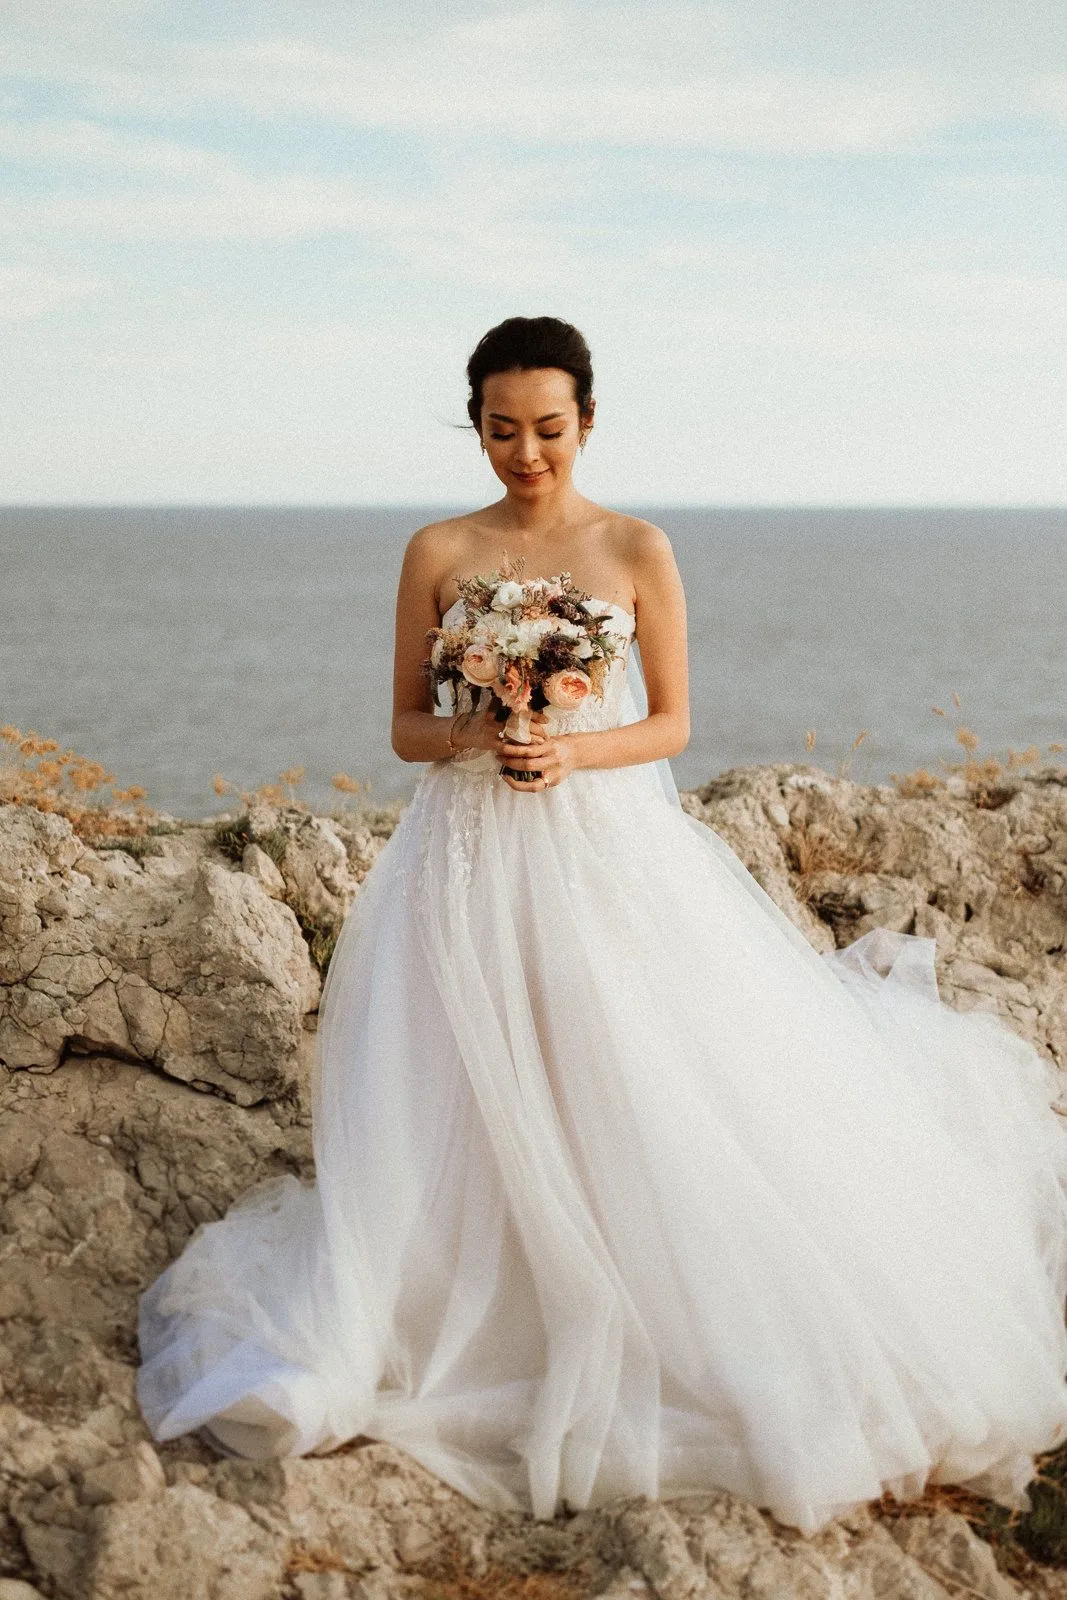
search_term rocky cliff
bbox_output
[2,763,1066,1599]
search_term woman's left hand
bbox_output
[497,712,580,791]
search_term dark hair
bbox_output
[466,316,594,430]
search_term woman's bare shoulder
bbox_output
[402,510,489,597]
[405,509,479,556]
[588,507,675,566]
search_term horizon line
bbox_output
[2,501,1065,514]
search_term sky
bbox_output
[2,1,1065,506]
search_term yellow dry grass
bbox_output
[873,1435,1067,1581]
[285,1533,594,1600]
[802,685,1064,804]
[0,721,372,842]
[787,823,886,885]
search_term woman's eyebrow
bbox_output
[486,412,567,423]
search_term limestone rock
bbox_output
[88,1482,285,1599]
[2,772,1066,1597]
[0,803,320,1104]
[689,763,1067,1067]
[888,1510,1019,1598]
[79,1443,167,1505]
[241,841,287,898]
[682,766,835,951]
[243,802,362,932]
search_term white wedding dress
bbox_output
[137,595,1067,1536]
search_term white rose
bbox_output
[430,634,447,668]
[575,636,595,659]
[496,624,524,657]
[491,581,524,611]
[514,619,552,654]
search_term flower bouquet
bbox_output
[423,560,627,782]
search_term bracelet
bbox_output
[447,710,473,757]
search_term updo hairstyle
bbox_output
[465,316,594,431]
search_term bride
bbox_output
[137,315,1067,1537]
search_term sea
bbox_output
[1,506,1064,820]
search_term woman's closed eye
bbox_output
[489,431,565,441]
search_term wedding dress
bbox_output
[136,593,1067,1536]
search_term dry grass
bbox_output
[0,720,375,843]
[786,822,886,889]
[411,1536,593,1600]
[883,689,1064,806]
[0,722,154,841]
[285,1533,595,1600]
[801,688,1064,806]
[873,1436,1067,1581]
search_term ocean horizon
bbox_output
[2,504,1064,820]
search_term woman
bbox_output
[137,316,1067,1537]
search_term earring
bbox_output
[579,433,588,452]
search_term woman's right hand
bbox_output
[452,701,511,755]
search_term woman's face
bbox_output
[478,366,592,499]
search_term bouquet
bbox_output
[423,559,627,782]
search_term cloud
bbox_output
[1030,73,1067,124]
[0,3,1018,155]
[1,1,1063,502]
[0,263,102,321]
[0,117,235,178]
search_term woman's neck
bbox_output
[492,481,586,538]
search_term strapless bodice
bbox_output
[439,595,635,633]
[436,595,637,768]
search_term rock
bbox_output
[87,1482,284,1599]
[888,1511,1019,1598]
[240,841,287,898]
[612,1500,708,1600]
[292,1576,351,1600]
[1,774,1066,1597]
[244,803,360,932]
[689,763,1067,1068]
[0,804,321,1105]
[80,1443,167,1505]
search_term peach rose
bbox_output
[461,644,500,687]
[544,668,592,708]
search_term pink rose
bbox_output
[544,668,592,708]
[498,662,532,710]
[461,644,500,687]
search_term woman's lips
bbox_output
[513,469,548,483]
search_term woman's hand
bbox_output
[497,712,580,791]
[451,701,515,755]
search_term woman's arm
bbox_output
[391,524,526,766]
[390,524,459,763]
[576,521,689,766]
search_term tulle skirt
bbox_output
[137,754,1067,1535]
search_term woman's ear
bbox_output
[578,399,595,448]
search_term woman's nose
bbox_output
[513,433,542,464]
